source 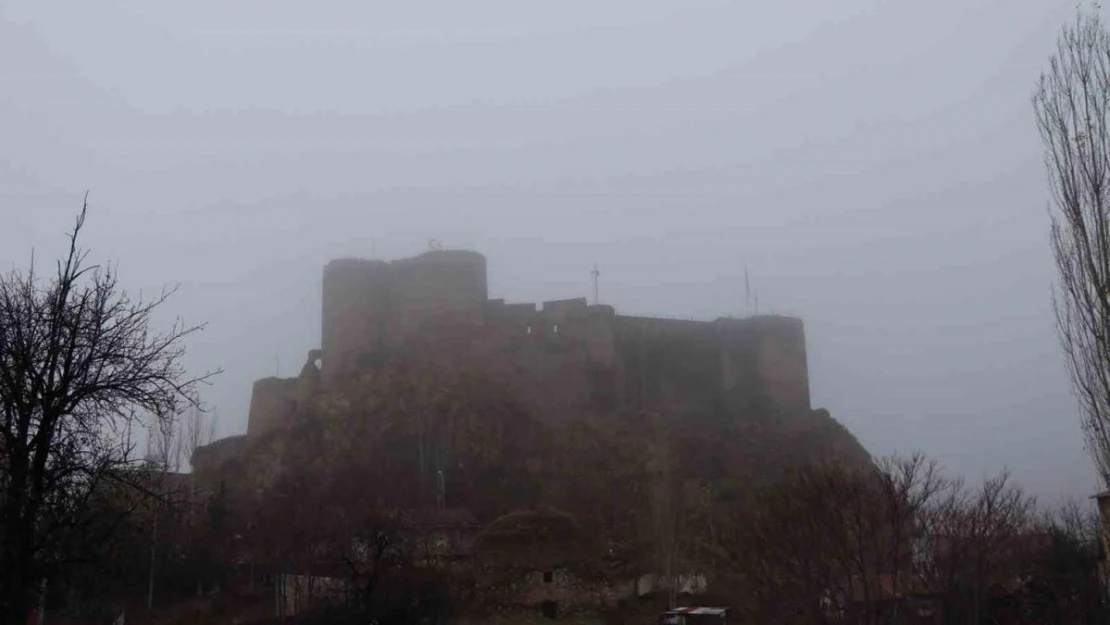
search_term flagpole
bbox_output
[744,265,751,317]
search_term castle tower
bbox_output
[321,250,489,385]
[390,249,488,336]
[321,258,392,386]
[718,315,811,414]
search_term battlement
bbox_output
[484,296,616,326]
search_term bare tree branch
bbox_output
[0,201,221,623]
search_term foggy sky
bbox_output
[0,0,1094,501]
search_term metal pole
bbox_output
[591,263,601,305]
[37,578,46,625]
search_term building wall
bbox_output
[611,314,811,417]
[489,568,615,615]
[321,250,487,384]
[409,297,617,424]
[321,258,392,386]
[747,315,811,414]
[391,249,488,336]
[613,316,723,414]
[191,434,247,476]
[247,377,300,439]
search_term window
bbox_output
[543,570,553,583]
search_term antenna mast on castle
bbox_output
[744,265,751,317]
[591,263,601,305]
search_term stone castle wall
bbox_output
[243,249,811,441]
[246,377,299,439]
[320,250,487,387]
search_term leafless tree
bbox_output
[648,437,688,609]
[181,404,216,473]
[1033,7,1110,488]
[1029,498,1109,623]
[735,455,947,625]
[735,463,850,625]
[1051,496,1102,544]
[148,409,183,474]
[144,412,180,611]
[873,452,947,621]
[915,471,1038,624]
[0,202,218,624]
[143,401,217,610]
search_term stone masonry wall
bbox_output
[249,248,812,437]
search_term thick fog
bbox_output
[0,0,1094,500]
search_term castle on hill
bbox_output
[193,249,814,472]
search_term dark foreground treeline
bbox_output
[38,450,1110,625]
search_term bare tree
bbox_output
[181,404,216,473]
[144,412,179,611]
[143,402,213,610]
[915,471,1038,624]
[0,203,218,624]
[1034,7,1110,488]
[148,409,184,474]
[735,455,947,625]
[736,467,842,625]
[1028,498,1110,623]
[873,452,946,621]
[648,436,687,609]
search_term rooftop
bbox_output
[664,607,729,616]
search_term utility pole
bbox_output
[591,263,601,305]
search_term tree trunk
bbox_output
[148,514,158,611]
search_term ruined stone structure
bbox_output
[241,248,811,441]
